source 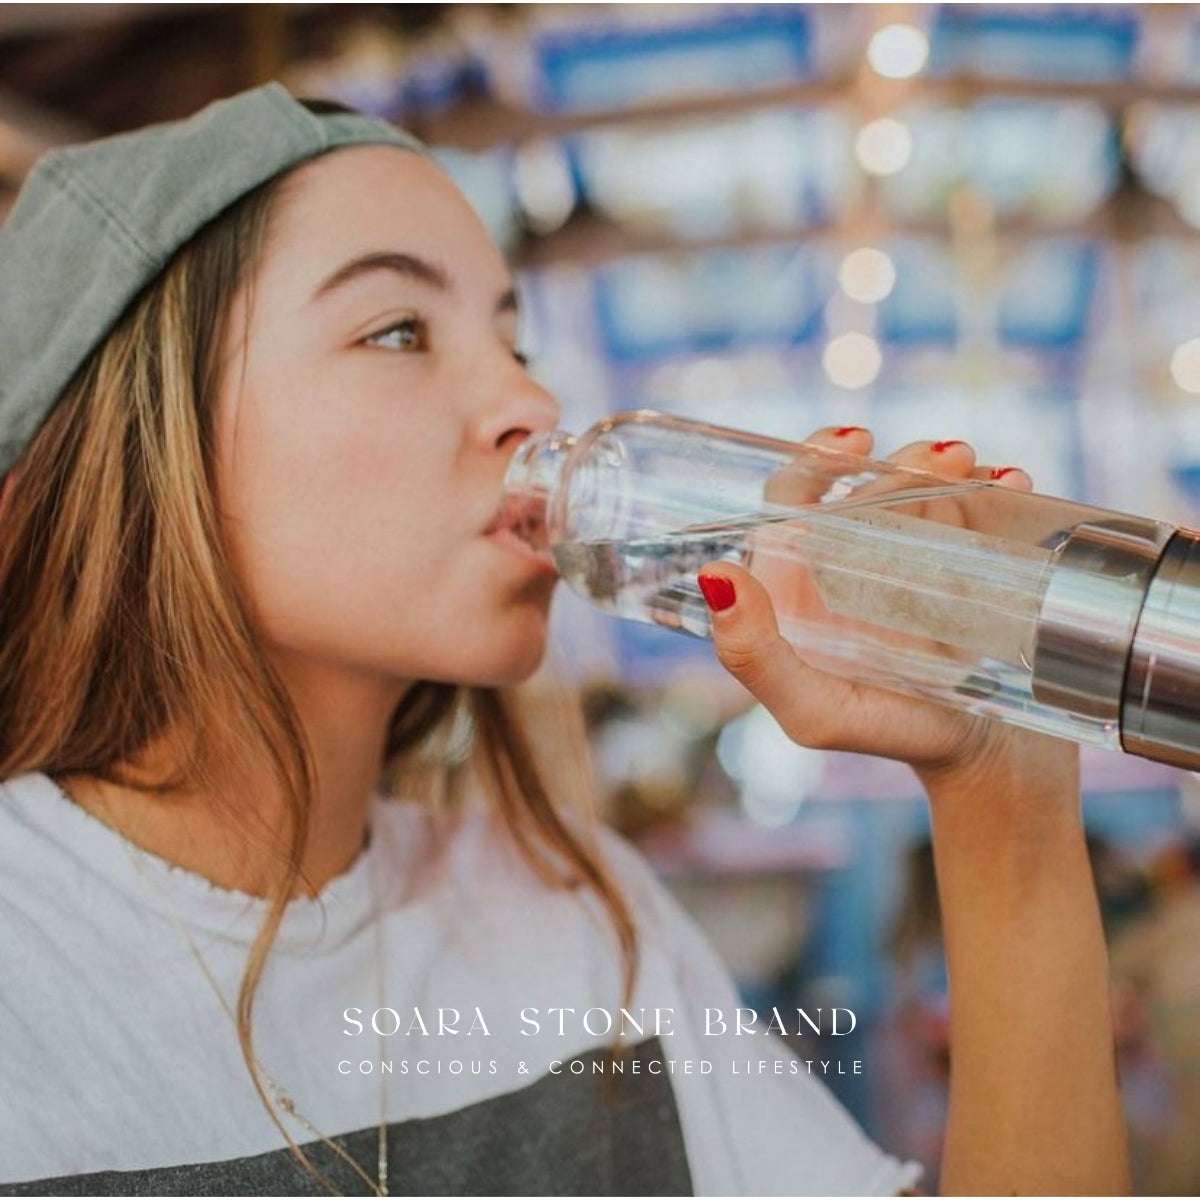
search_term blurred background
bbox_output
[7,2,1200,1190]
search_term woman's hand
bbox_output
[697,425,1072,810]
[700,425,1129,1194]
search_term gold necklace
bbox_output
[53,777,391,1196]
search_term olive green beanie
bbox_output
[0,82,425,477]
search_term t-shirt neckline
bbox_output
[12,771,380,952]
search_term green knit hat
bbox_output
[0,82,425,478]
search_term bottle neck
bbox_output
[499,431,576,553]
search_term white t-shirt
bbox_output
[0,772,920,1195]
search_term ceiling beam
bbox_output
[0,4,200,39]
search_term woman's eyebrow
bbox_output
[312,250,519,315]
[312,251,451,302]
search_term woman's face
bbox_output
[213,146,561,693]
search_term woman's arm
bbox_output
[699,429,1129,1195]
[918,736,1127,1195]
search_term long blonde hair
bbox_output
[0,161,637,1191]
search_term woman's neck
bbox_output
[62,664,407,899]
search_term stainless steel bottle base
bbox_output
[1031,517,1168,723]
[1122,528,1200,770]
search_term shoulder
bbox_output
[0,769,55,831]
[368,794,715,994]
[588,821,727,971]
[436,797,704,950]
[0,772,83,909]
[0,771,156,961]
[589,822,923,1196]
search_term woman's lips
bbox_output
[482,492,555,574]
[485,525,559,575]
[485,492,547,545]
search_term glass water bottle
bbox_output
[501,409,1200,770]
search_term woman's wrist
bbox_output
[914,723,1083,842]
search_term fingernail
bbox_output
[990,466,1018,480]
[833,426,867,437]
[931,440,967,453]
[698,573,736,613]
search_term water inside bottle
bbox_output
[544,451,1129,748]
[552,524,742,638]
[552,480,1053,657]
[550,481,1129,749]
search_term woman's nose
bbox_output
[475,374,562,454]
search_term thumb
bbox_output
[697,562,835,746]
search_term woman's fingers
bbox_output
[698,558,974,762]
[698,561,852,749]
[977,464,1033,491]
[886,438,1036,493]
[798,429,1034,495]
[805,425,875,456]
[763,425,875,508]
[887,438,976,476]
[703,430,1040,757]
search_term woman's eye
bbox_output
[364,316,428,352]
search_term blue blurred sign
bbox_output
[930,6,1138,82]
[593,247,826,362]
[998,239,1100,348]
[537,7,812,111]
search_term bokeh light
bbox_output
[866,23,930,80]
[838,246,897,303]
[822,331,883,389]
[513,137,576,234]
[1171,338,1200,393]
[716,706,826,828]
[854,117,913,176]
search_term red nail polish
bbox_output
[990,466,1018,480]
[833,426,867,437]
[931,440,967,453]
[698,573,736,612]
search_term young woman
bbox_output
[0,85,1127,1195]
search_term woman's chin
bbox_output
[479,643,549,689]
[442,625,550,690]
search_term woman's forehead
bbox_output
[274,147,482,249]
[260,145,510,300]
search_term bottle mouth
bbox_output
[496,489,551,554]
[499,431,576,556]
